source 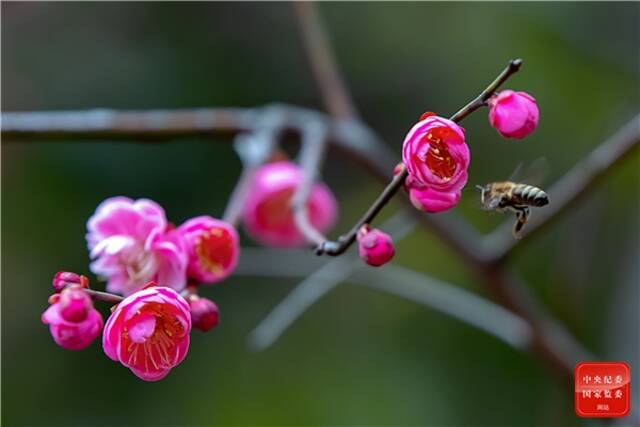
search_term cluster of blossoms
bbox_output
[42,165,338,381]
[43,197,239,380]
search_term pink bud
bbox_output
[42,288,103,351]
[58,288,92,322]
[488,90,539,139]
[242,161,338,247]
[52,271,84,292]
[189,297,220,332]
[357,227,395,267]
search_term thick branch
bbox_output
[484,113,640,264]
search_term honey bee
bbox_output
[477,181,549,238]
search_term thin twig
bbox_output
[291,2,360,246]
[249,209,417,351]
[317,59,523,256]
[484,113,640,264]
[223,123,281,226]
[84,288,124,303]
[291,122,330,246]
[317,165,408,255]
[449,58,522,122]
[293,1,358,120]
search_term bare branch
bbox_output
[83,288,124,304]
[1,108,257,141]
[223,119,282,226]
[291,122,330,246]
[484,113,640,264]
[249,209,417,351]
[354,265,533,351]
[293,1,358,120]
[449,58,522,122]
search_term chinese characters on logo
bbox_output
[575,362,630,418]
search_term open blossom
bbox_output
[405,175,461,213]
[357,227,395,267]
[178,216,239,284]
[103,284,191,381]
[402,115,470,193]
[42,287,103,350]
[87,197,188,296]
[242,161,338,247]
[488,90,539,139]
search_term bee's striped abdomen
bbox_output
[512,184,549,207]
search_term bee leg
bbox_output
[512,206,530,239]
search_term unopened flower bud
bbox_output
[42,288,103,351]
[357,227,395,267]
[488,90,539,139]
[52,271,85,292]
[189,297,220,332]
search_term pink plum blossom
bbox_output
[242,161,338,247]
[42,287,103,350]
[405,175,461,213]
[488,90,539,139]
[357,226,395,267]
[402,115,470,193]
[103,284,191,381]
[178,216,239,284]
[87,197,188,296]
[188,296,220,332]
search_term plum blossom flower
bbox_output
[103,284,191,381]
[242,161,338,247]
[178,216,239,284]
[357,226,395,267]
[188,296,220,332]
[402,115,470,193]
[488,90,539,139]
[404,175,461,213]
[87,197,188,296]
[42,287,103,350]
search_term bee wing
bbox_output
[512,157,550,187]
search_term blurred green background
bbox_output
[2,2,639,426]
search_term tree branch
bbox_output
[293,1,358,120]
[249,209,417,351]
[291,122,330,246]
[83,288,124,303]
